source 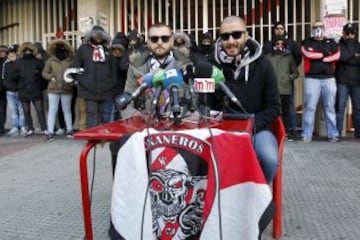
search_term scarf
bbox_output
[214,38,251,81]
[92,44,105,62]
[214,38,243,66]
[150,51,174,70]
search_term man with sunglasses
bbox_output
[301,21,340,142]
[212,16,281,184]
[120,23,192,118]
[335,23,360,139]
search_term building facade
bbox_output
[1,0,359,49]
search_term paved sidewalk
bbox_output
[0,134,359,239]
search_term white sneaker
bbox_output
[55,128,65,135]
[6,128,19,136]
[20,127,28,136]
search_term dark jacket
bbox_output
[212,38,281,132]
[0,57,7,92]
[73,26,116,100]
[110,33,129,96]
[335,37,360,86]
[3,60,18,91]
[301,37,340,78]
[15,42,45,101]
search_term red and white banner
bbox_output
[111,128,272,240]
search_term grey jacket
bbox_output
[122,49,193,118]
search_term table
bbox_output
[74,115,255,240]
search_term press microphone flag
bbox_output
[194,61,243,109]
[150,70,166,113]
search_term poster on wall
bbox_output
[322,0,347,40]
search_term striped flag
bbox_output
[111,128,272,240]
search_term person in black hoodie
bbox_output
[3,46,27,136]
[14,42,47,136]
[110,32,129,120]
[211,16,281,183]
[335,23,360,139]
[0,45,8,135]
[197,32,214,62]
[73,25,116,128]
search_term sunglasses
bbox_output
[149,35,171,43]
[345,31,356,35]
[220,31,245,41]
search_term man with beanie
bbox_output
[265,36,299,140]
[73,25,116,128]
[335,23,360,139]
[263,21,302,140]
[0,45,8,135]
[301,21,340,142]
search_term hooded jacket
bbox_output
[15,42,45,101]
[198,32,214,56]
[41,39,74,94]
[212,38,280,132]
[335,37,360,86]
[265,43,299,95]
[73,25,116,100]
[172,31,207,65]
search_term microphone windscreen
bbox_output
[194,61,213,78]
[141,72,154,87]
[163,69,184,89]
[152,69,166,86]
[211,66,226,84]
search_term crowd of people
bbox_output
[0,19,359,144]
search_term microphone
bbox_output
[150,70,166,114]
[194,61,243,109]
[63,67,85,83]
[163,69,184,119]
[115,72,155,110]
[180,65,196,112]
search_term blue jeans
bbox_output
[47,93,73,134]
[85,98,113,128]
[336,84,360,138]
[252,130,279,183]
[6,91,25,129]
[302,77,338,139]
